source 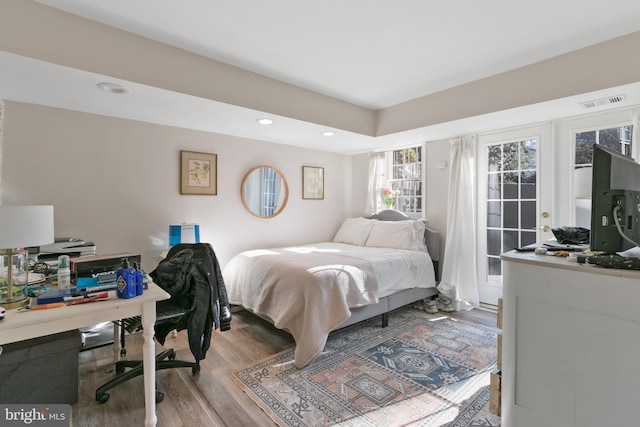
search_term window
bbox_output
[575,124,634,167]
[382,146,423,213]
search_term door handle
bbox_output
[539,212,551,232]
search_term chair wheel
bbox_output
[192,364,200,375]
[97,392,110,404]
[156,390,164,403]
[120,348,127,357]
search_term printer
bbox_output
[34,237,96,263]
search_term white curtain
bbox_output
[438,137,479,311]
[366,152,385,214]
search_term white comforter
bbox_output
[222,242,435,367]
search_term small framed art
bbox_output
[180,150,217,195]
[302,166,324,200]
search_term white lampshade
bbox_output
[0,205,54,249]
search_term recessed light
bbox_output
[321,131,335,137]
[97,82,129,94]
[257,118,274,125]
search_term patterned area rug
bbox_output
[230,306,501,426]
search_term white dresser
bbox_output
[501,251,640,427]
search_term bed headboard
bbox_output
[366,209,441,279]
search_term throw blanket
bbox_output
[223,246,379,368]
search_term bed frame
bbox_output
[333,209,440,330]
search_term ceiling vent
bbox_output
[579,94,626,109]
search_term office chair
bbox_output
[95,243,232,405]
[95,299,199,404]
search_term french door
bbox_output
[476,125,554,305]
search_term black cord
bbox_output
[613,205,640,248]
[30,261,53,275]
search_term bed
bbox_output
[222,210,440,368]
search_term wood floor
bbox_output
[71,306,497,426]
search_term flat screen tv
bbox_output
[590,144,640,254]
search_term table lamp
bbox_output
[0,205,54,308]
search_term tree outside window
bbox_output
[575,125,633,168]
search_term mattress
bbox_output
[293,242,436,297]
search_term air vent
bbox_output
[579,94,626,109]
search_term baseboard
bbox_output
[478,303,498,312]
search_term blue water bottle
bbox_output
[116,260,137,299]
[134,262,144,296]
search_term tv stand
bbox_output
[501,250,640,427]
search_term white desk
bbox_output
[501,251,640,427]
[0,283,169,427]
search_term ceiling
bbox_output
[2,1,640,154]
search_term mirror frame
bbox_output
[241,165,289,219]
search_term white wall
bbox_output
[2,101,353,271]
[423,140,451,243]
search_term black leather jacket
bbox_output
[150,243,231,362]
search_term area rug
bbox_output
[230,306,501,426]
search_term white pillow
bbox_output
[332,217,376,246]
[365,220,428,251]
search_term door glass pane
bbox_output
[488,145,502,172]
[599,128,621,151]
[487,201,501,227]
[575,126,633,166]
[503,201,518,228]
[488,173,501,199]
[487,257,501,285]
[503,230,519,252]
[504,172,519,199]
[521,231,537,246]
[487,229,502,255]
[520,140,537,169]
[521,171,536,199]
[503,143,518,171]
[575,131,596,165]
[521,201,536,229]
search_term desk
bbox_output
[501,251,640,427]
[0,282,169,427]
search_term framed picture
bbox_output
[180,150,217,195]
[302,166,324,199]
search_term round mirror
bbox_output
[241,165,289,218]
